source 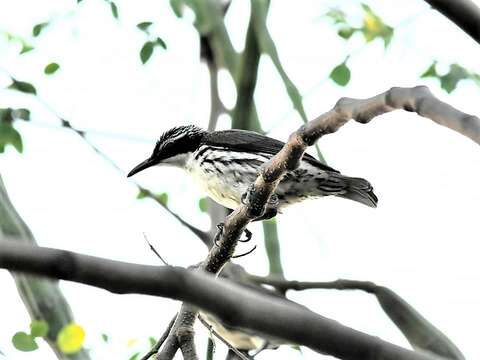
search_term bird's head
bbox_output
[127,125,206,177]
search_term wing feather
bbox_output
[204,130,339,173]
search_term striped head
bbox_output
[127,125,206,177]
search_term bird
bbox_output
[127,125,378,220]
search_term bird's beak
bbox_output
[127,158,156,177]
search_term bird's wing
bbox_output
[204,129,339,173]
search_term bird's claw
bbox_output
[213,223,256,258]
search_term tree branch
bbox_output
[0,241,445,360]
[423,0,480,44]
[140,315,176,360]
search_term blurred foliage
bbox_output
[327,4,394,48]
[0,108,29,153]
[138,21,167,64]
[198,197,209,212]
[421,62,480,93]
[12,320,49,352]
[56,323,86,354]
[136,189,169,206]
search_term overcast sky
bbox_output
[0,1,479,359]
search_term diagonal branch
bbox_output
[0,241,445,360]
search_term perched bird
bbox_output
[127,125,377,218]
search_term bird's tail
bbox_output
[335,175,378,208]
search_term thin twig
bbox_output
[140,314,177,360]
[143,233,170,266]
[198,315,250,360]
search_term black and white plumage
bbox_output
[127,125,377,217]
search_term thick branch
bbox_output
[423,0,480,44]
[0,241,444,360]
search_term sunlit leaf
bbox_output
[44,63,60,75]
[140,41,154,64]
[198,197,208,212]
[110,2,119,19]
[126,338,138,347]
[137,22,153,32]
[330,61,351,86]
[12,332,38,352]
[8,79,37,95]
[56,323,85,354]
[30,320,49,338]
[155,37,167,49]
[361,3,394,47]
[32,22,48,37]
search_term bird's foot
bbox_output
[213,223,256,258]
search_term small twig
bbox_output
[140,314,177,360]
[143,233,169,266]
[198,315,250,360]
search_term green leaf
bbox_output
[56,323,85,354]
[101,333,108,342]
[148,336,156,347]
[30,320,49,338]
[330,61,351,86]
[0,122,24,153]
[20,43,34,54]
[32,22,48,37]
[440,64,469,93]
[338,27,355,40]
[140,41,154,64]
[156,192,168,206]
[129,352,140,360]
[136,189,148,199]
[44,62,60,75]
[137,22,153,32]
[169,0,183,17]
[12,332,38,352]
[110,2,119,19]
[420,62,438,78]
[155,37,167,49]
[198,197,208,212]
[8,79,37,95]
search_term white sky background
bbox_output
[0,0,479,359]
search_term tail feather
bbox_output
[336,175,378,208]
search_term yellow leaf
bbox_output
[57,323,85,354]
[363,13,381,35]
[126,338,138,347]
